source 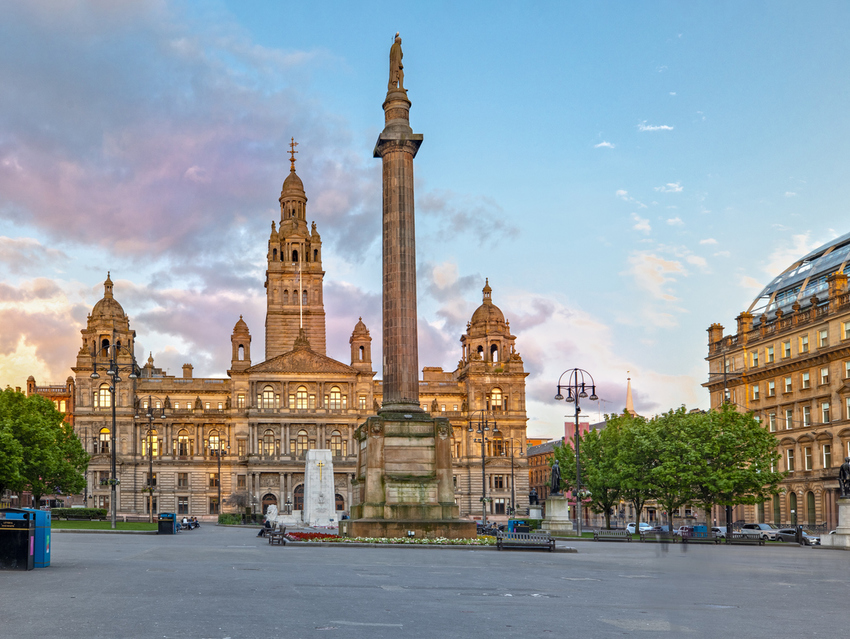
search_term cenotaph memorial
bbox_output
[821,456,850,549]
[344,35,475,539]
[301,449,337,527]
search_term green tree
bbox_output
[0,389,88,504]
[0,421,24,495]
[616,412,657,528]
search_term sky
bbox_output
[1,1,849,440]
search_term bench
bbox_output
[268,525,287,546]
[727,532,765,546]
[682,531,722,545]
[64,516,93,521]
[639,531,676,543]
[594,529,632,542]
[496,531,554,551]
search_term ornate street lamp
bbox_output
[468,409,499,526]
[554,368,598,537]
[90,333,141,529]
[135,396,165,523]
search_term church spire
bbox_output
[625,373,637,416]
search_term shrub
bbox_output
[50,508,107,520]
[217,513,242,525]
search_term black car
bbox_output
[775,528,820,545]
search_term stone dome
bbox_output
[281,169,304,195]
[91,273,126,320]
[352,317,369,335]
[470,279,506,328]
[233,315,249,334]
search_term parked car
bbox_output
[626,522,653,534]
[673,526,693,537]
[710,526,726,539]
[775,528,820,545]
[647,525,670,533]
[739,523,779,540]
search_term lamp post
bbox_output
[468,409,499,526]
[555,368,598,538]
[503,439,522,517]
[90,334,140,529]
[135,395,165,523]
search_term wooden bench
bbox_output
[496,531,554,551]
[682,531,722,545]
[727,532,765,546]
[268,525,286,546]
[594,529,632,542]
[639,531,676,543]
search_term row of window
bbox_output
[783,440,850,472]
[746,324,850,369]
[759,397,850,431]
[751,364,849,401]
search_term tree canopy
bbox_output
[0,388,89,503]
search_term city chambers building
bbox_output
[705,232,850,531]
[66,156,529,521]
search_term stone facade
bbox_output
[66,164,529,521]
[705,232,850,530]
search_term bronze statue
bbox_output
[388,33,404,91]
[550,459,562,496]
[529,487,539,505]
[839,456,850,498]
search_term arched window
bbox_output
[335,494,345,511]
[773,495,781,523]
[294,485,304,510]
[302,290,308,305]
[296,386,308,410]
[177,429,190,456]
[263,429,275,457]
[491,436,504,456]
[314,249,318,262]
[789,492,798,524]
[209,430,220,455]
[359,346,364,361]
[806,491,816,526]
[238,345,244,360]
[329,386,342,410]
[490,344,499,363]
[98,428,110,454]
[477,345,484,358]
[330,430,342,457]
[142,429,159,457]
[758,501,765,523]
[283,290,289,304]
[101,338,110,357]
[262,385,275,409]
[296,429,308,457]
[292,249,299,262]
[490,388,503,411]
[272,248,278,261]
[96,384,111,408]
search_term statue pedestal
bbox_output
[540,495,573,536]
[820,497,850,549]
[528,505,543,520]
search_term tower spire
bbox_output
[625,372,637,416]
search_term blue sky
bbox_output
[1,1,849,439]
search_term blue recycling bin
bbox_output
[0,508,35,571]
[507,519,529,532]
[158,513,178,534]
[3,508,50,567]
[692,525,708,539]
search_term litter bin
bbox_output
[692,525,708,539]
[4,508,51,567]
[0,508,35,571]
[158,513,177,535]
[507,519,528,533]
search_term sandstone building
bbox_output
[705,231,850,530]
[68,158,529,521]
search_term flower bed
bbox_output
[286,532,495,545]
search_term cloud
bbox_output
[594,141,615,149]
[417,190,518,245]
[739,275,763,291]
[631,213,651,233]
[699,238,717,245]
[624,251,685,302]
[669,92,676,96]
[713,250,730,257]
[784,191,797,197]
[617,189,647,209]
[685,255,707,270]
[763,232,824,278]
[666,217,684,226]
[0,237,68,275]
[654,182,683,193]
[638,121,674,132]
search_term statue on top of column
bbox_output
[388,32,404,91]
[839,456,850,498]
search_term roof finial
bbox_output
[289,137,299,172]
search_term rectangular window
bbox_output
[359,395,366,410]
[846,361,850,379]
[145,496,157,515]
[819,329,828,347]
[799,335,809,354]
[822,402,830,423]
[209,473,219,488]
[453,404,459,411]
[752,385,760,400]
[289,394,295,408]
[493,475,504,489]
[217,402,223,410]
[177,497,189,515]
[238,440,246,456]
[767,381,775,397]
[209,497,220,515]
[782,341,791,358]
[768,413,777,432]
[801,372,810,389]
[441,404,446,412]
[803,406,812,427]
[823,444,832,469]
[177,473,188,488]
[751,351,759,367]
[804,446,813,471]
[493,498,506,515]
[785,408,794,430]
[787,449,795,472]
[844,321,850,340]
[767,346,775,363]
[821,367,829,385]
[308,394,316,409]
[784,377,792,393]
[237,475,246,489]
[205,402,210,410]
[237,394,245,408]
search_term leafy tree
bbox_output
[616,412,657,527]
[0,421,24,495]
[0,389,88,504]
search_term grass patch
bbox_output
[52,521,158,531]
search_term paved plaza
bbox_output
[3,526,849,638]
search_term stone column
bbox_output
[374,86,423,412]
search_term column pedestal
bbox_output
[540,495,574,536]
[820,497,850,549]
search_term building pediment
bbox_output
[247,348,356,375]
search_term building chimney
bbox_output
[182,364,193,379]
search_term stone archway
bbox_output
[262,493,277,515]
[294,485,304,511]
[335,493,345,511]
